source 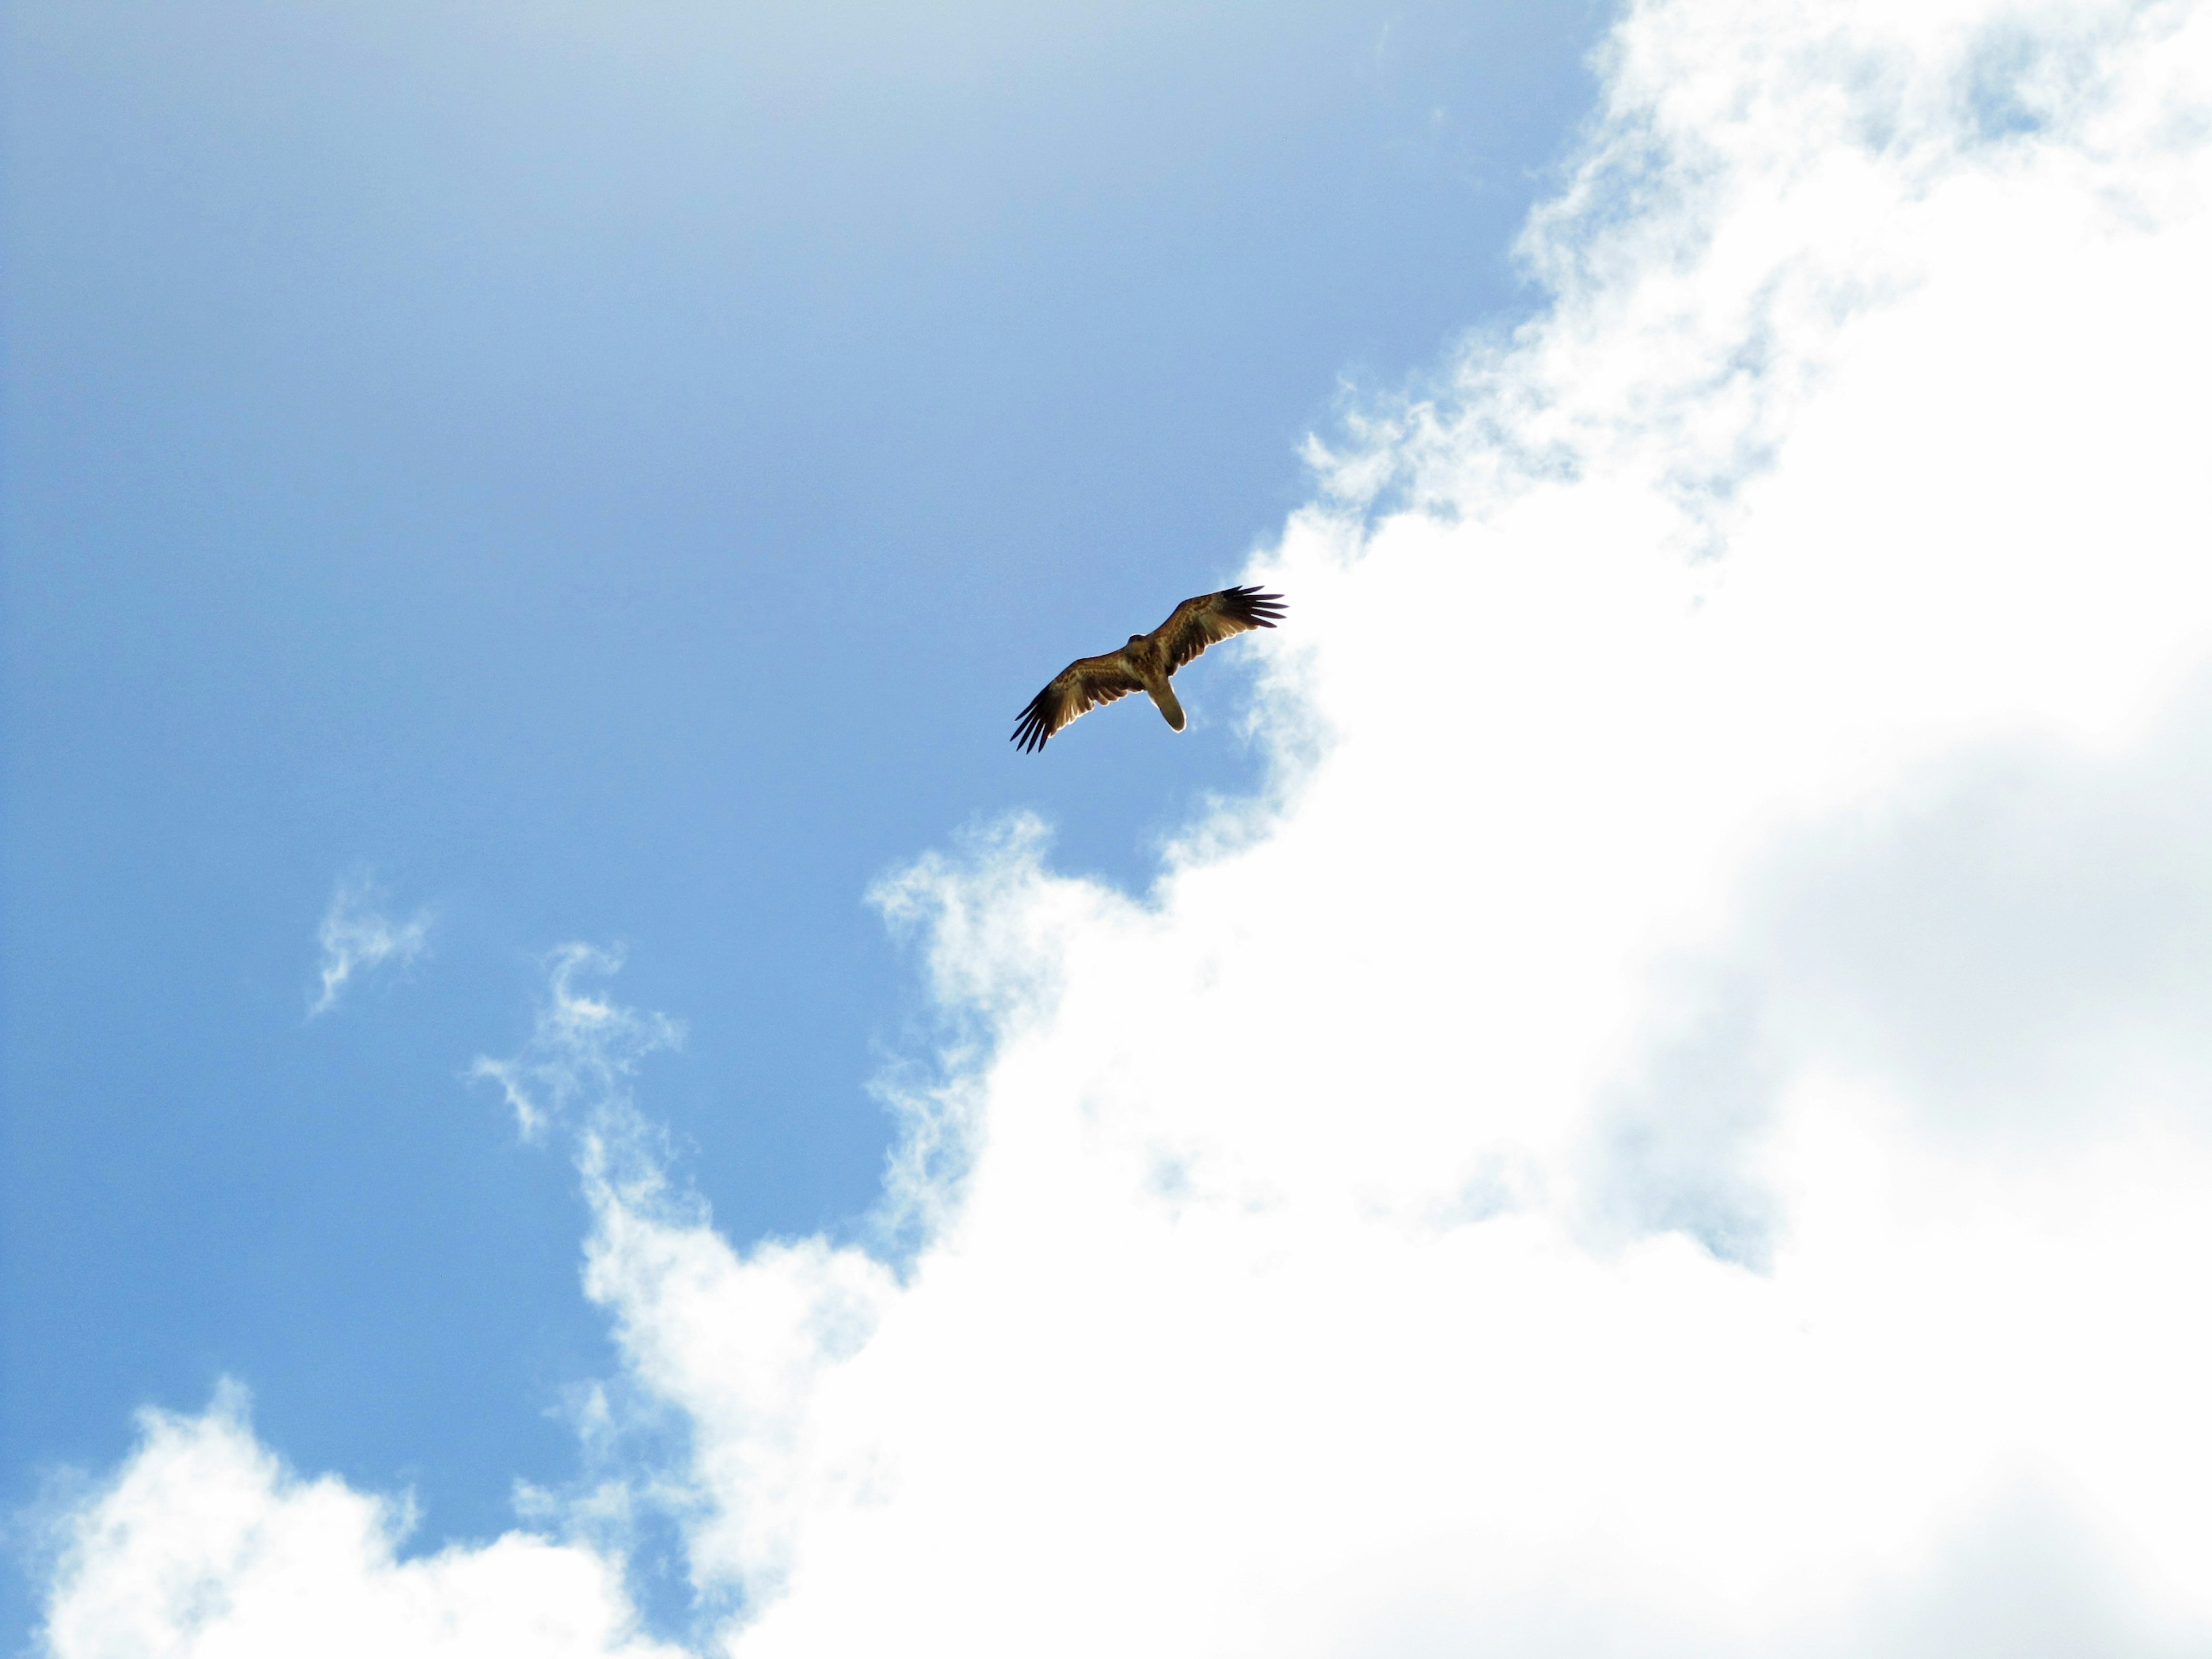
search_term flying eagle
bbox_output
[1012,585,1286,752]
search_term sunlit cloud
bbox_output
[35,0,2212,1652]
[306,874,433,1018]
[39,1382,680,1658]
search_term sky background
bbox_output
[1,0,1607,1642]
[13,0,2212,1654]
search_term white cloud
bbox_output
[467,943,684,1142]
[38,1382,682,1659]
[308,874,434,1018]
[36,0,2212,1652]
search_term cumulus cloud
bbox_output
[39,1382,680,1658]
[308,874,434,1017]
[35,0,2212,1652]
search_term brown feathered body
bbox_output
[1012,585,1286,752]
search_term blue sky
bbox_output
[2,0,1608,1640]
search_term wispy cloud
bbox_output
[35,0,2212,1652]
[467,943,683,1142]
[306,874,433,1017]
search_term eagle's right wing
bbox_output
[1150,585,1287,673]
[1012,652,1144,752]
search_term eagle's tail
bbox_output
[1146,679,1187,732]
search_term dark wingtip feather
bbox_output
[1222,584,1287,627]
[1012,693,1052,752]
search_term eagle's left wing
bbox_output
[1012,651,1146,752]
[1150,585,1287,673]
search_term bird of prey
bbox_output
[1012,585,1287,752]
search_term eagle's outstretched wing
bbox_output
[1012,651,1146,752]
[1150,585,1287,672]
